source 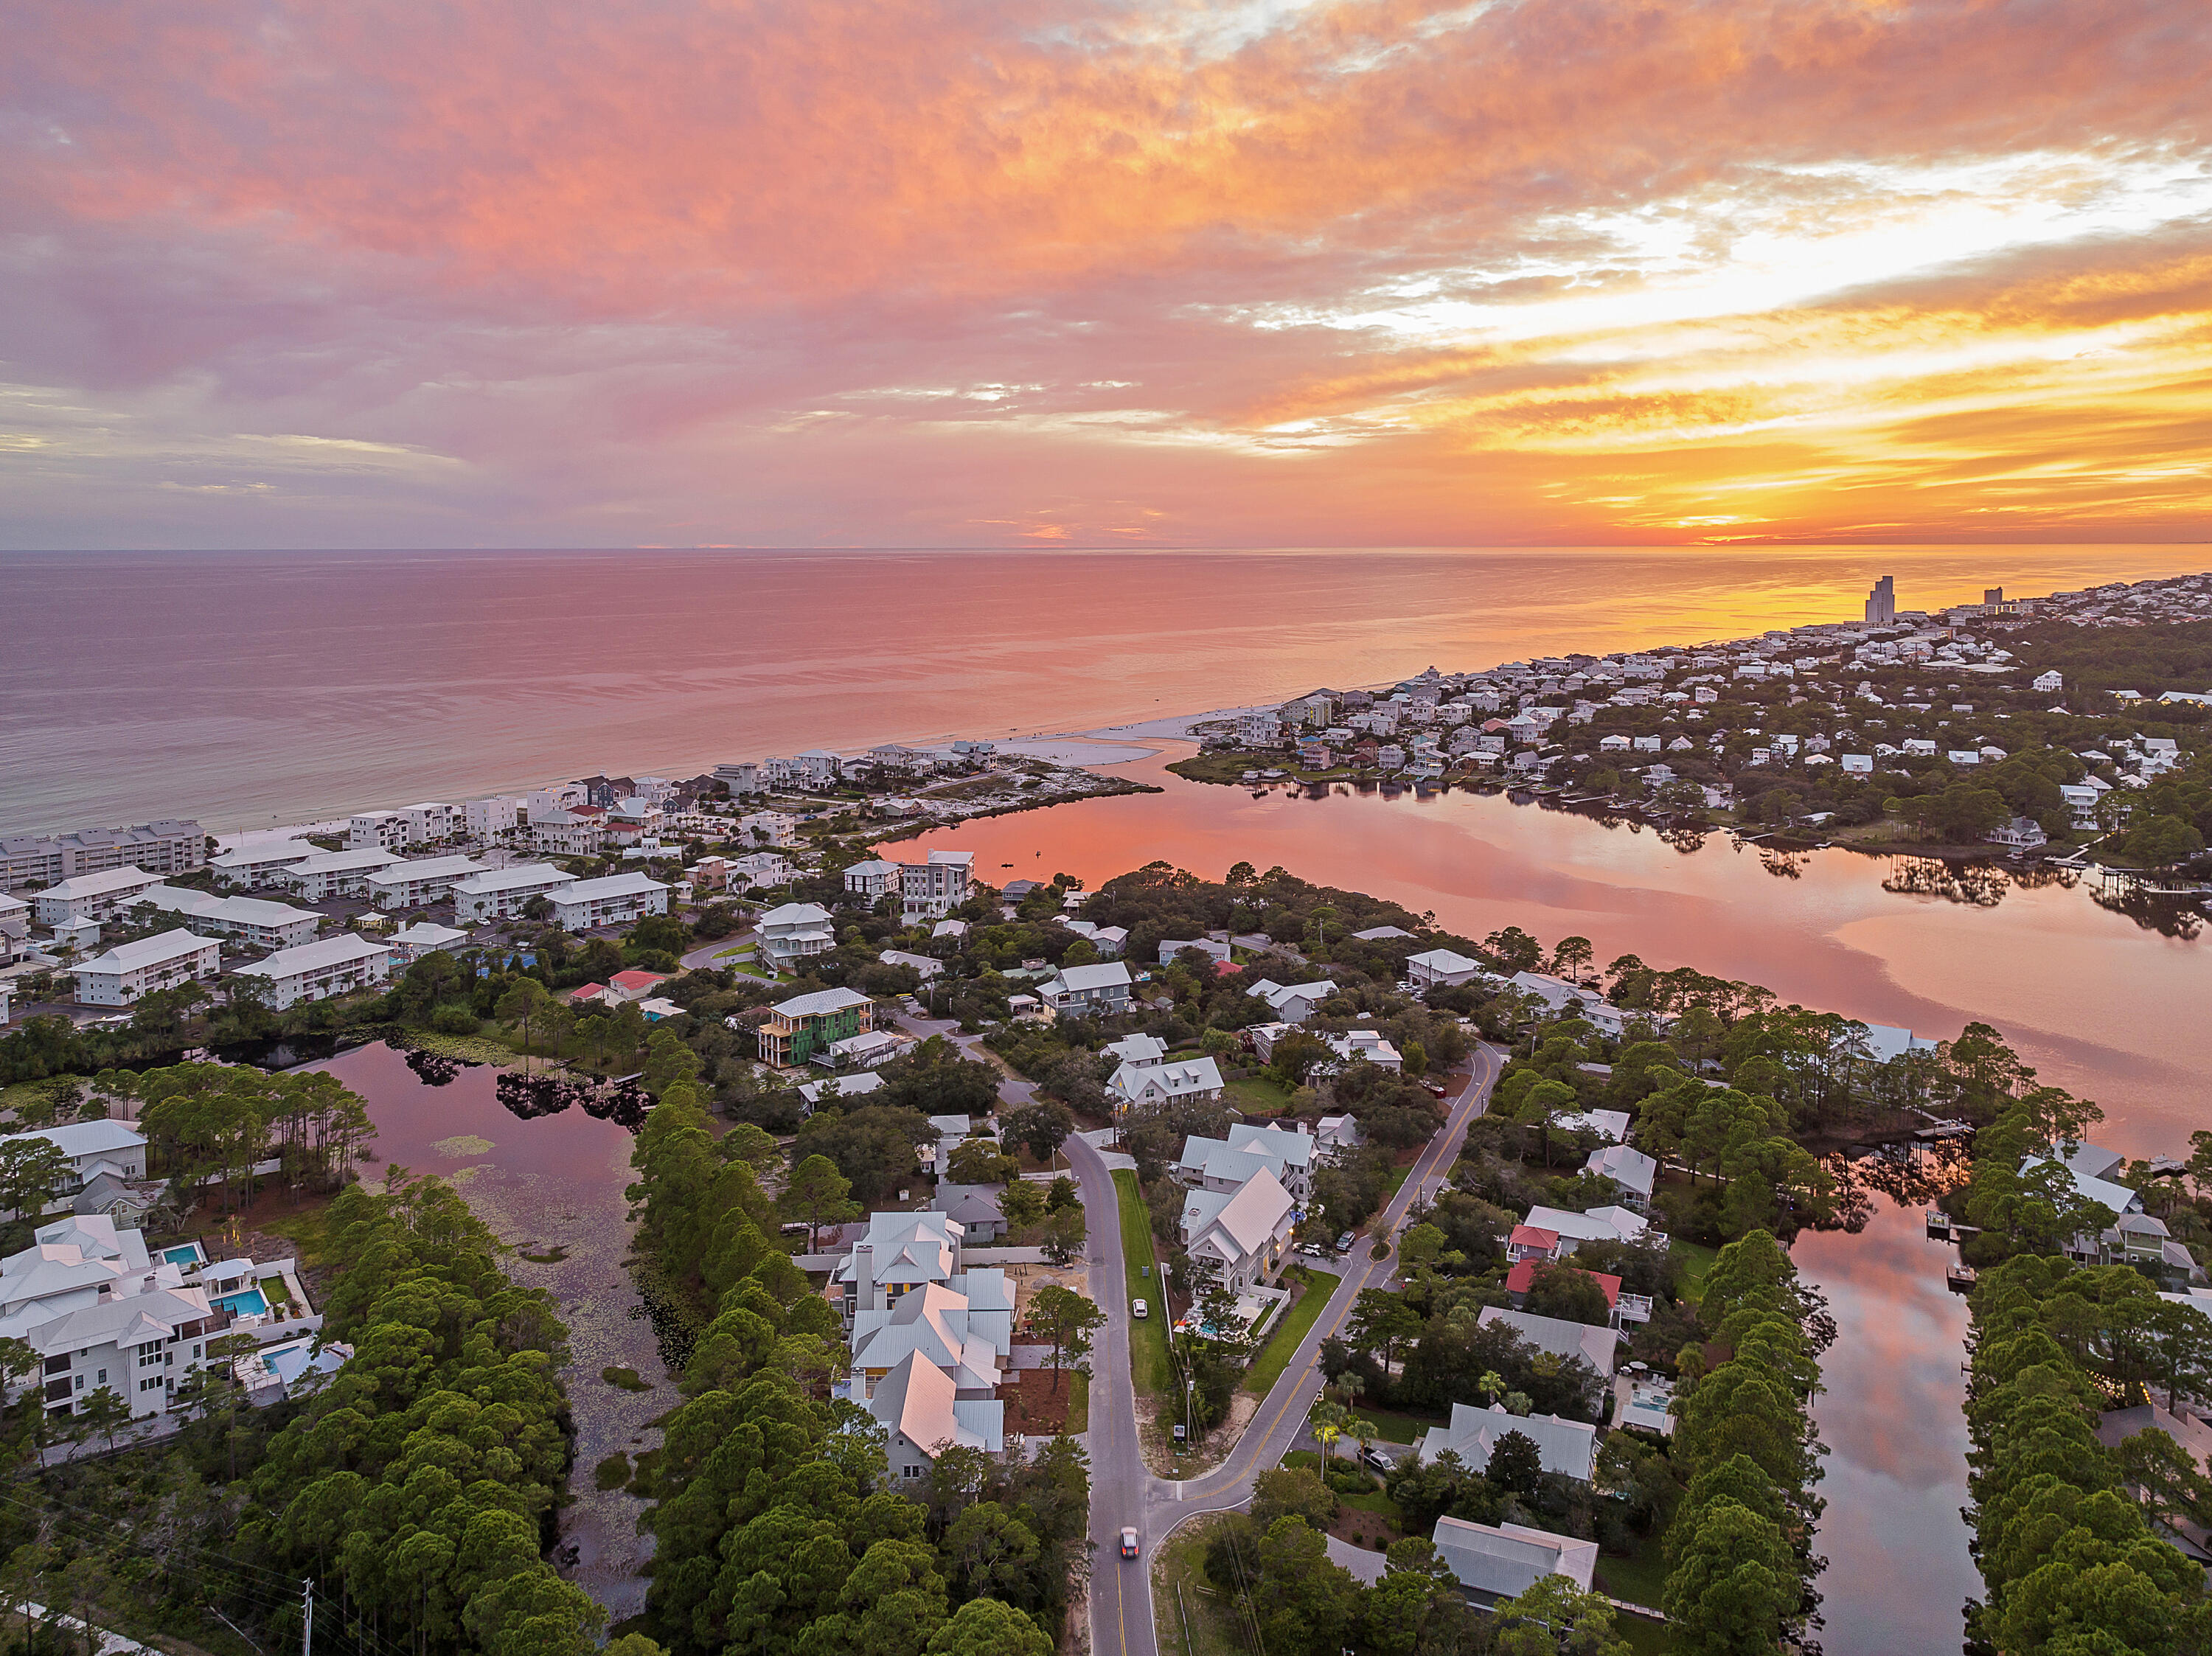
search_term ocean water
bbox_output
[3,543,2204,833]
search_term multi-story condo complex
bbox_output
[272,848,403,902]
[364,855,490,912]
[126,886,322,950]
[0,821,206,891]
[73,930,223,1006]
[451,863,577,922]
[232,936,392,1009]
[547,873,667,932]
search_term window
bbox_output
[96,1370,105,1385]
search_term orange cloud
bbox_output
[1,0,2208,546]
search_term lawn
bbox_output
[1152,1517,1248,1656]
[1113,1171,1172,1396]
[1223,1074,1295,1116]
[1241,1266,1340,1395]
[1064,1371,1089,1436]
[1594,1528,1672,1610]
[1671,1239,1719,1306]
[1347,1405,1446,1444]
[1616,1612,1679,1655]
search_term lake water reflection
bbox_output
[886,754,2211,1653]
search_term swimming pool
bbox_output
[212,1287,268,1317]
[162,1245,203,1267]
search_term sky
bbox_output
[3,0,2209,550]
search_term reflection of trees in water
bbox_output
[2010,866,2080,892]
[1816,1140,1973,1234]
[403,1048,470,1087]
[1662,827,1709,855]
[1881,855,2007,907]
[495,1071,652,1133]
[1760,849,1807,880]
[2090,875,2205,939]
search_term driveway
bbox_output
[1070,1043,1504,1656]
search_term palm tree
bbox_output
[1311,1399,1349,1463]
[1348,1416,1379,1467]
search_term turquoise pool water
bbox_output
[162,1245,201,1266]
[212,1287,268,1316]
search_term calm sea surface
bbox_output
[26,543,2204,1654]
[2,543,2205,832]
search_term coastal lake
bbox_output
[886,749,2211,1655]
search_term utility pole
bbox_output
[302,1579,313,1654]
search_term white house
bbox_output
[464,796,527,838]
[34,868,164,928]
[6,1120,149,1192]
[1415,1401,1599,1483]
[1325,1029,1402,1071]
[759,902,836,965]
[850,1276,1012,1399]
[1176,1124,1315,1202]
[1159,937,1234,967]
[1058,919,1128,957]
[2034,670,2065,692]
[451,863,578,922]
[897,850,974,922]
[1249,978,1338,1023]
[796,1070,886,1117]
[73,930,223,1006]
[126,886,321,950]
[548,872,669,932]
[528,808,608,857]
[1506,972,1642,1038]
[1429,1515,1599,1606]
[844,859,901,900]
[1182,1167,1295,1291]
[275,847,404,902]
[879,948,944,981]
[1108,1055,1224,1115]
[1584,1144,1659,1210]
[232,935,392,1009]
[0,892,26,942]
[388,922,469,964]
[364,855,491,912]
[1040,960,1133,1017]
[1512,1205,1652,1259]
[1405,948,1487,989]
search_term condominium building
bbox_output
[897,849,973,922]
[364,855,491,912]
[547,872,668,932]
[232,935,392,1010]
[348,803,459,852]
[273,847,403,902]
[32,867,165,927]
[529,808,608,857]
[207,841,316,890]
[451,863,577,923]
[126,886,321,950]
[464,796,527,838]
[73,930,223,1006]
[0,821,206,891]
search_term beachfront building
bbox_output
[208,841,316,890]
[365,855,491,912]
[897,850,974,922]
[73,930,223,1006]
[348,803,459,851]
[529,807,609,857]
[465,796,527,838]
[451,863,578,922]
[758,902,836,966]
[1,821,206,892]
[548,872,668,932]
[232,935,392,1010]
[125,887,321,950]
[757,987,874,1070]
[275,847,404,902]
[32,868,165,928]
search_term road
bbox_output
[1071,1042,1504,1656]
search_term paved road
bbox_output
[1073,1043,1505,1656]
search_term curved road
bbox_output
[1073,1043,1504,1656]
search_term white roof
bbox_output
[209,842,313,868]
[389,922,468,949]
[1430,1515,1599,1599]
[760,902,834,927]
[452,863,576,894]
[844,859,899,876]
[1192,1167,1294,1259]
[1104,1033,1169,1066]
[1352,925,1416,941]
[1419,1402,1600,1481]
[868,1350,1003,1455]
[364,855,488,886]
[1051,961,1133,992]
[2023,1155,2142,1218]
[11,1120,147,1161]
[1521,1204,1646,1246]
[284,847,403,876]
[27,1286,215,1357]
[1407,948,1484,974]
[44,867,159,900]
[77,928,220,974]
[552,872,667,902]
[133,887,319,928]
[235,934,392,979]
[773,987,873,1018]
[799,1071,886,1106]
[1112,1057,1223,1105]
[1585,1144,1658,1196]
[1475,1307,1621,1378]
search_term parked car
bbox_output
[1133,1298,1149,1320]
[1120,1527,1141,1559]
[1422,1079,1448,1099]
[1363,1446,1394,1472]
[1334,1232,1357,1255]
